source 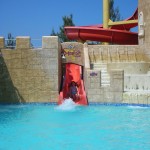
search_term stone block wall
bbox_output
[87,43,150,105]
[88,45,144,63]
[123,93,150,105]
[0,37,4,48]
[139,0,150,61]
[124,74,150,91]
[85,70,103,102]
[107,62,150,74]
[16,36,30,49]
[0,36,61,103]
[109,70,124,103]
[61,42,84,66]
[85,69,124,103]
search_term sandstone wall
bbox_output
[139,0,150,61]
[124,74,150,91]
[107,62,150,74]
[88,45,144,63]
[0,36,61,103]
[61,42,84,66]
[85,69,124,103]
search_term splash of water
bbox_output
[128,106,149,109]
[55,98,77,111]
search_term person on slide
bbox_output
[69,81,80,101]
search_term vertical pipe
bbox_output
[103,0,110,44]
[103,0,110,29]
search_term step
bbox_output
[102,78,110,81]
[101,82,110,85]
[101,80,110,83]
[93,63,107,65]
[101,69,107,72]
[92,63,110,87]
[101,72,109,75]
[94,68,107,70]
[102,74,110,77]
[101,78,110,81]
[93,65,107,68]
[101,84,110,87]
[92,63,107,68]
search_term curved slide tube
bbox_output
[65,26,138,45]
[58,63,88,105]
[64,9,138,45]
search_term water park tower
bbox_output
[58,0,150,105]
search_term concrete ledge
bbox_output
[0,37,5,48]
[108,62,150,74]
[83,42,90,69]
[123,92,150,104]
[88,102,150,107]
[61,42,84,66]
[110,69,124,92]
[86,70,101,89]
[42,36,59,49]
[124,74,150,91]
[16,36,30,49]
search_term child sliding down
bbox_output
[69,81,80,101]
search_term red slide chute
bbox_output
[58,63,88,105]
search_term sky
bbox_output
[0,0,138,46]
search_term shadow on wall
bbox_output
[0,49,25,103]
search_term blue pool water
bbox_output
[0,101,150,150]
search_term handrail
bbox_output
[4,38,42,49]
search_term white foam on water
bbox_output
[55,98,77,111]
[128,106,149,109]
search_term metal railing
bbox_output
[5,39,16,49]
[4,38,42,49]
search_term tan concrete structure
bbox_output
[88,45,144,63]
[0,37,5,48]
[83,0,150,105]
[85,69,124,103]
[61,42,84,66]
[86,42,150,104]
[0,36,61,103]
[16,36,31,49]
[139,0,150,61]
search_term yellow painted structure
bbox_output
[103,0,109,29]
[108,19,138,26]
[103,0,109,45]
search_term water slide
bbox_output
[64,9,138,45]
[58,63,88,105]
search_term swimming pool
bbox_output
[0,102,150,150]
